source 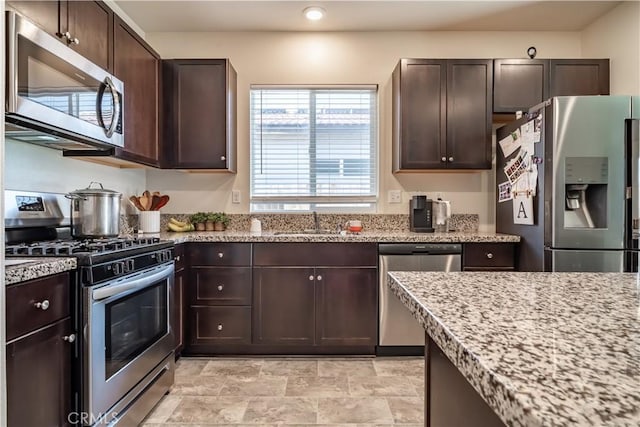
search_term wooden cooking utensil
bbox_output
[152,191,160,197]
[155,195,170,210]
[129,195,145,211]
[142,190,152,210]
[150,194,161,211]
[138,195,149,211]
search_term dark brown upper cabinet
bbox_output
[113,15,161,166]
[393,58,492,171]
[162,59,237,171]
[493,58,609,113]
[8,1,113,72]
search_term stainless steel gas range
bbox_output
[5,190,175,426]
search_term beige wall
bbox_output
[4,139,147,215]
[582,1,640,95]
[147,30,582,231]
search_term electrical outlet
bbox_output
[231,190,241,204]
[388,190,402,204]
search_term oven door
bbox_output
[84,262,174,421]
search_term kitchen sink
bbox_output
[273,229,338,236]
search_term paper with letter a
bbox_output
[513,193,534,225]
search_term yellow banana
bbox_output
[167,222,194,232]
[169,217,188,227]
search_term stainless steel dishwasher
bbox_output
[378,243,462,353]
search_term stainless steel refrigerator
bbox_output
[496,96,640,272]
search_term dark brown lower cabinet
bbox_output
[190,306,252,345]
[315,267,378,346]
[253,267,316,345]
[172,269,186,354]
[7,317,73,427]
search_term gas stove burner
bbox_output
[5,236,162,256]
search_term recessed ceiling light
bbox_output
[304,6,325,21]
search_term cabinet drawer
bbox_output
[190,267,252,305]
[6,273,70,341]
[189,243,251,266]
[463,243,515,270]
[174,243,186,271]
[190,306,251,345]
[254,243,377,267]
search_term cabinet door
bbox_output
[67,1,113,71]
[163,59,237,170]
[172,269,186,354]
[113,16,160,166]
[253,268,316,345]
[315,267,377,347]
[549,59,609,97]
[7,1,60,38]
[493,59,548,113]
[393,59,447,171]
[190,306,251,345]
[6,317,73,427]
[446,59,492,169]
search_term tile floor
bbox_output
[143,357,424,426]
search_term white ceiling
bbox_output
[115,0,622,33]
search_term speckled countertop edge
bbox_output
[387,271,640,427]
[159,230,520,244]
[5,258,77,286]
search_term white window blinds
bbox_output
[250,86,378,212]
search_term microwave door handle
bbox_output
[92,264,174,301]
[96,76,121,138]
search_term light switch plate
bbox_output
[231,190,241,204]
[388,190,402,203]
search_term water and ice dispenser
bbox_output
[564,157,608,229]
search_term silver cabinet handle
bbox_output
[441,157,446,162]
[217,284,224,291]
[221,156,226,161]
[217,324,223,331]
[218,252,224,258]
[308,275,314,281]
[316,275,322,281]
[175,255,181,262]
[63,31,71,40]
[71,37,79,45]
[486,253,494,259]
[35,300,50,310]
[449,157,454,162]
[63,334,76,343]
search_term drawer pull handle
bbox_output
[316,275,322,281]
[449,157,454,162]
[35,300,50,310]
[62,334,76,343]
[217,324,223,331]
[217,284,224,291]
[441,157,446,162]
[486,253,494,259]
[218,252,224,258]
[175,255,181,262]
[309,275,314,281]
[221,156,226,161]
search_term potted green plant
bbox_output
[189,212,208,231]
[211,212,230,231]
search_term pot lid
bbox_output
[68,182,122,197]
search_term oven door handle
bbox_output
[92,264,174,301]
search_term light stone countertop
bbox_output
[160,230,520,244]
[4,257,77,285]
[387,271,640,427]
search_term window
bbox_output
[250,86,378,212]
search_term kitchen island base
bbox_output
[426,334,505,427]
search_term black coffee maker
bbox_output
[410,195,434,233]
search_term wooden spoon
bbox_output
[155,195,170,210]
[129,195,145,211]
[138,195,149,211]
[142,190,152,210]
[150,194,161,211]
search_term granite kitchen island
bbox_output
[387,271,640,427]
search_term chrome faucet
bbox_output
[313,211,320,232]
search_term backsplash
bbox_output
[125,213,479,233]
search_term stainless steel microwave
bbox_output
[5,11,124,152]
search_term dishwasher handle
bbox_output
[378,243,462,255]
